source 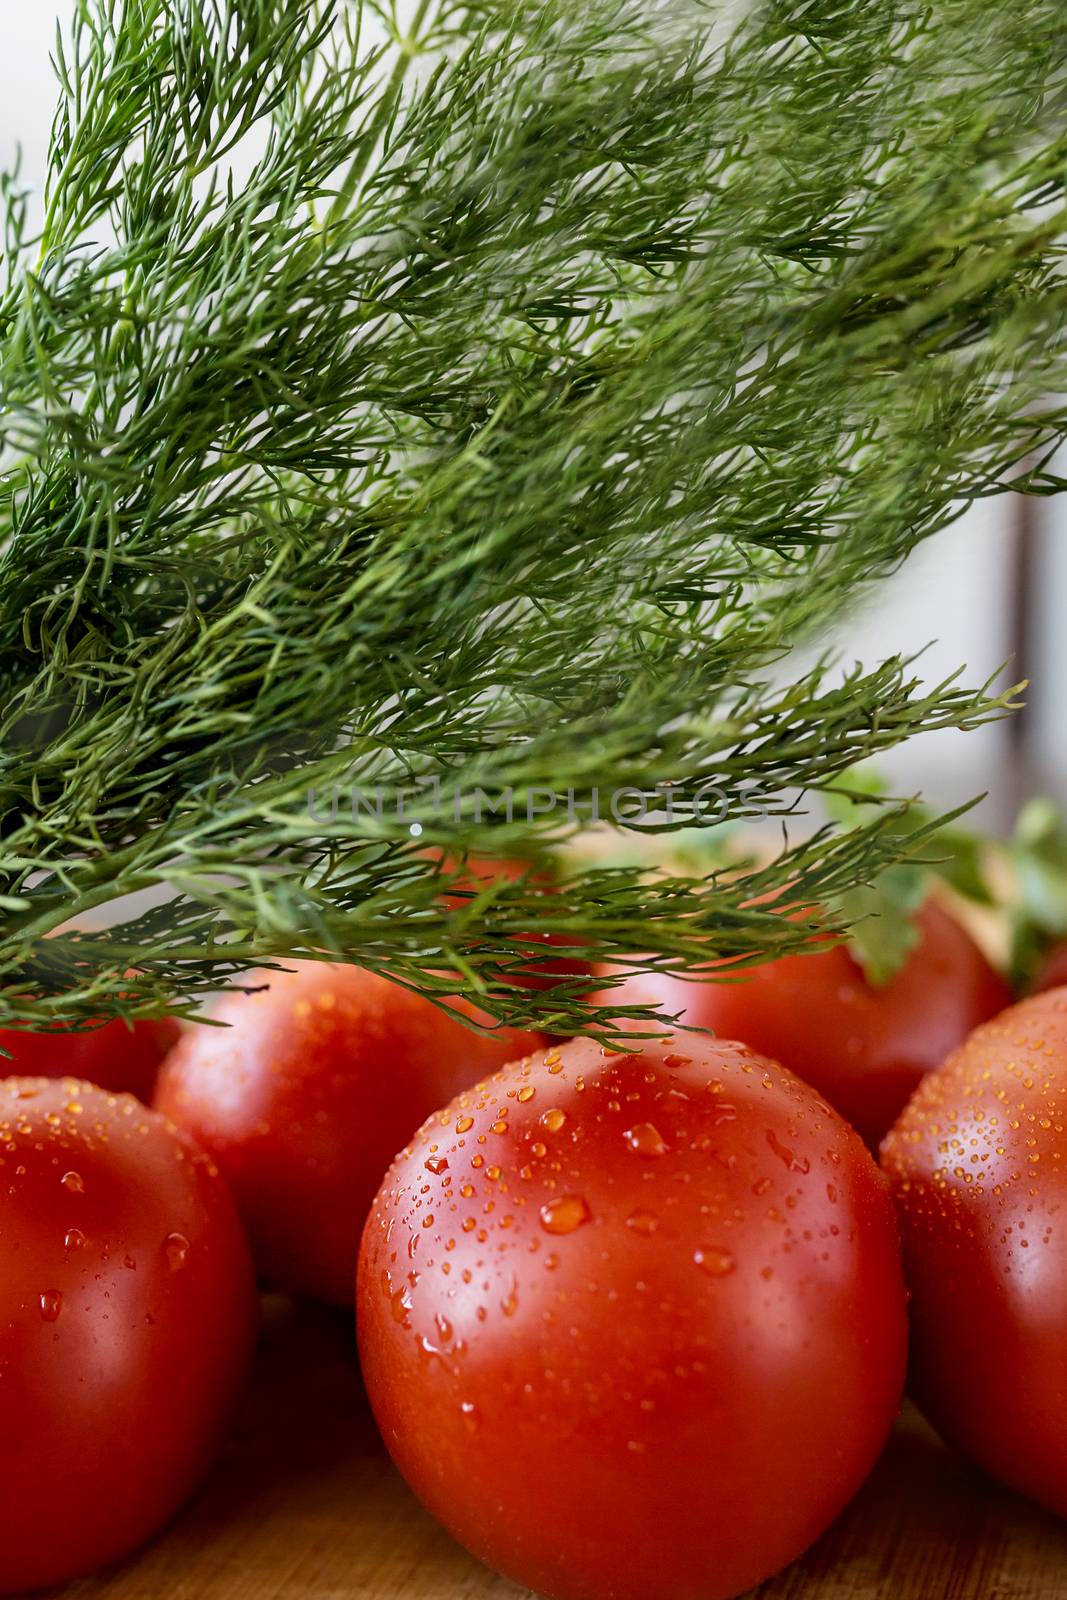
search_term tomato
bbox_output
[592,898,1010,1147]
[0,1077,256,1594]
[440,853,591,992]
[0,1014,180,1102]
[155,962,546,1305]
[882,987,1067,1516]
[1031,940,1067,995]
[358,1035,907,1600]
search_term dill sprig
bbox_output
[1,0,1065,1035]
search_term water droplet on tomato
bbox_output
[163,1232,190,1271]
[625,1210,659,1234]
[624,1123,668,1157]
[61,1171,84,1194]
[539,1195,591,1235]
[63,1227,85,1251]
[766,1130,810,1174]
[693,1246,735,1277]
[541,1108,566,1133]
[391,1283,414,1326]
[39,1289,63,1323]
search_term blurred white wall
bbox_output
[0,2,1049,832]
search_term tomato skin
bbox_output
[358,1036,907,1600]
[592,900,1010,1147]
[0,1015,181,1102]
[0,1077,257,1594]
[155,963,545,1305]
[882,987,1067,1516]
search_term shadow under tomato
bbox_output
[750,1401,1067,1599]
[53,1303,1067,1600]
[57,1293,525,1600]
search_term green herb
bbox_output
[0,0,1065,1035]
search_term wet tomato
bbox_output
[592,899,1009,1147]
[358,1035,907,1600]
[0,1077,256,1594]
[155,962,545,1305]
[0,1014,180,1102]
[882,987,1067,1515]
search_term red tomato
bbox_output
[592,899,1010,1147]
[0,1014,180,1102]
[358,1035,908,1600]
[0,1077,256,1594]
[155,962,545,1305]
[882,988,1067,1516]
[440,853,591,992]
[1031,940,1067,995]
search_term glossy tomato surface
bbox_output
[156,962,545,1304]
[0,1078,257,1594]
[593,899,1010,1147]
[358,1035,908,1600]
[883,987,1067,1515]
[0,1014,180,1102]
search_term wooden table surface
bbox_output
[60,1295,1067,1600]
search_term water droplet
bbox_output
[163,1232,190,1272]
[63,1227,85,1251]
[541,1108,566,1133]
[517,1086,536,1103]
[39,1289,63,1323]
[391,1283,414,1326]
[766,1130,810,1174]
[425,1156,448,1175]
[456,1116,474,1134]
[694,1246,735,1278]
[123,1254,137,1271]
[61,1171,85,1195]
[624,1123,668,1157]
[625,1210,659,1235]
[539,1195,592,1235]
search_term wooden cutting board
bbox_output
[60,1295,1067,1600]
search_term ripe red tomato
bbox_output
[882,987,1067,1516]
[155,962,546,1305]
[440,853,591,992]
[1031,939,1067,995]
[592,899,1009,1147]
[0,1077,257,1594]
[0,1014,180,1102]
[358,1035,907,1600]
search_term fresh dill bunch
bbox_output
[0,0,1065,1035]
